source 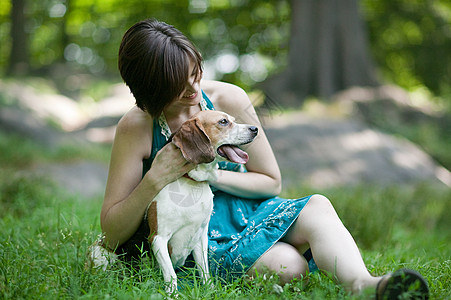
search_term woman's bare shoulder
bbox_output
[116,107,152,134]
[113,106,153,158]
[201,80,251,117]
[201,79,246,98]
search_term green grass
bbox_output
[1,174,449,299]
[0,172,451,299]
[1,131,450,299]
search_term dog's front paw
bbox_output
[85,242,119,271]
[165,279,178,297]
[188,163,218,182]
[187,169,207,182]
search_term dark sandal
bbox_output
[376,268,429,300]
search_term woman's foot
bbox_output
[376,268,429,299]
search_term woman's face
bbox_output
[175,60,203,106]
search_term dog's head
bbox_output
[171,110,258,165]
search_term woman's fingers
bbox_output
[151,143,196,184]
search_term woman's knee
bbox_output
[307,194,334,211]
[283,194,336,247]
[248,242,308,284]
[293,194,341,239]
[302,194,338,220]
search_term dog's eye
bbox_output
[218,118,229,126]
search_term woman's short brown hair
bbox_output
[118,19,203,117]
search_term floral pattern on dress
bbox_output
[158,113,172,141]
[210,230,221,238]
[208,191,313,279]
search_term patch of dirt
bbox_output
[34,161,108,199]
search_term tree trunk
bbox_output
[7,0,30,76]
[60,0,70,62]
[261,0,379,107]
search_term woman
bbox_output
[99,19,428,298]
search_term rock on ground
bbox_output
[262,112,450,189]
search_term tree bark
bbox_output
[60,0,70,62]
[261,0,379,107]
[7,0,30,76]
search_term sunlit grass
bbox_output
[1,166,450,299]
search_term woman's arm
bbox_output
[100,108,194,249]
[201,80,282,199]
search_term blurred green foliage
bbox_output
[0,0,451,100]
[362,0,451,98]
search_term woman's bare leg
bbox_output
[246,242,309,285]
[283,194,381,293]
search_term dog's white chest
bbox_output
[152,177,213,267]
[159,176,211,208]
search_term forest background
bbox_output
[2,0,451,100]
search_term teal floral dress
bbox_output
[116,91,317,279]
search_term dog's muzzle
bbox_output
[216,125,258,164]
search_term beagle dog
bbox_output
[148,110,258,294]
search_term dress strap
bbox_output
[201,90,215,111]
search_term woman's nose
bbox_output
[186,85,195,93]
[186,81,198,92]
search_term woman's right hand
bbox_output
[146,142,195,189]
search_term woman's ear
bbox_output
[172,118,215,164]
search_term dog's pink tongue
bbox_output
[218,145,249,164]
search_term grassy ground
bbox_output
[1,131,450,299]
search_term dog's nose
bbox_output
[249,126,258,135]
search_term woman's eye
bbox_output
[218,119,229,126]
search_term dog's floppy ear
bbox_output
[172,118,215,164]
